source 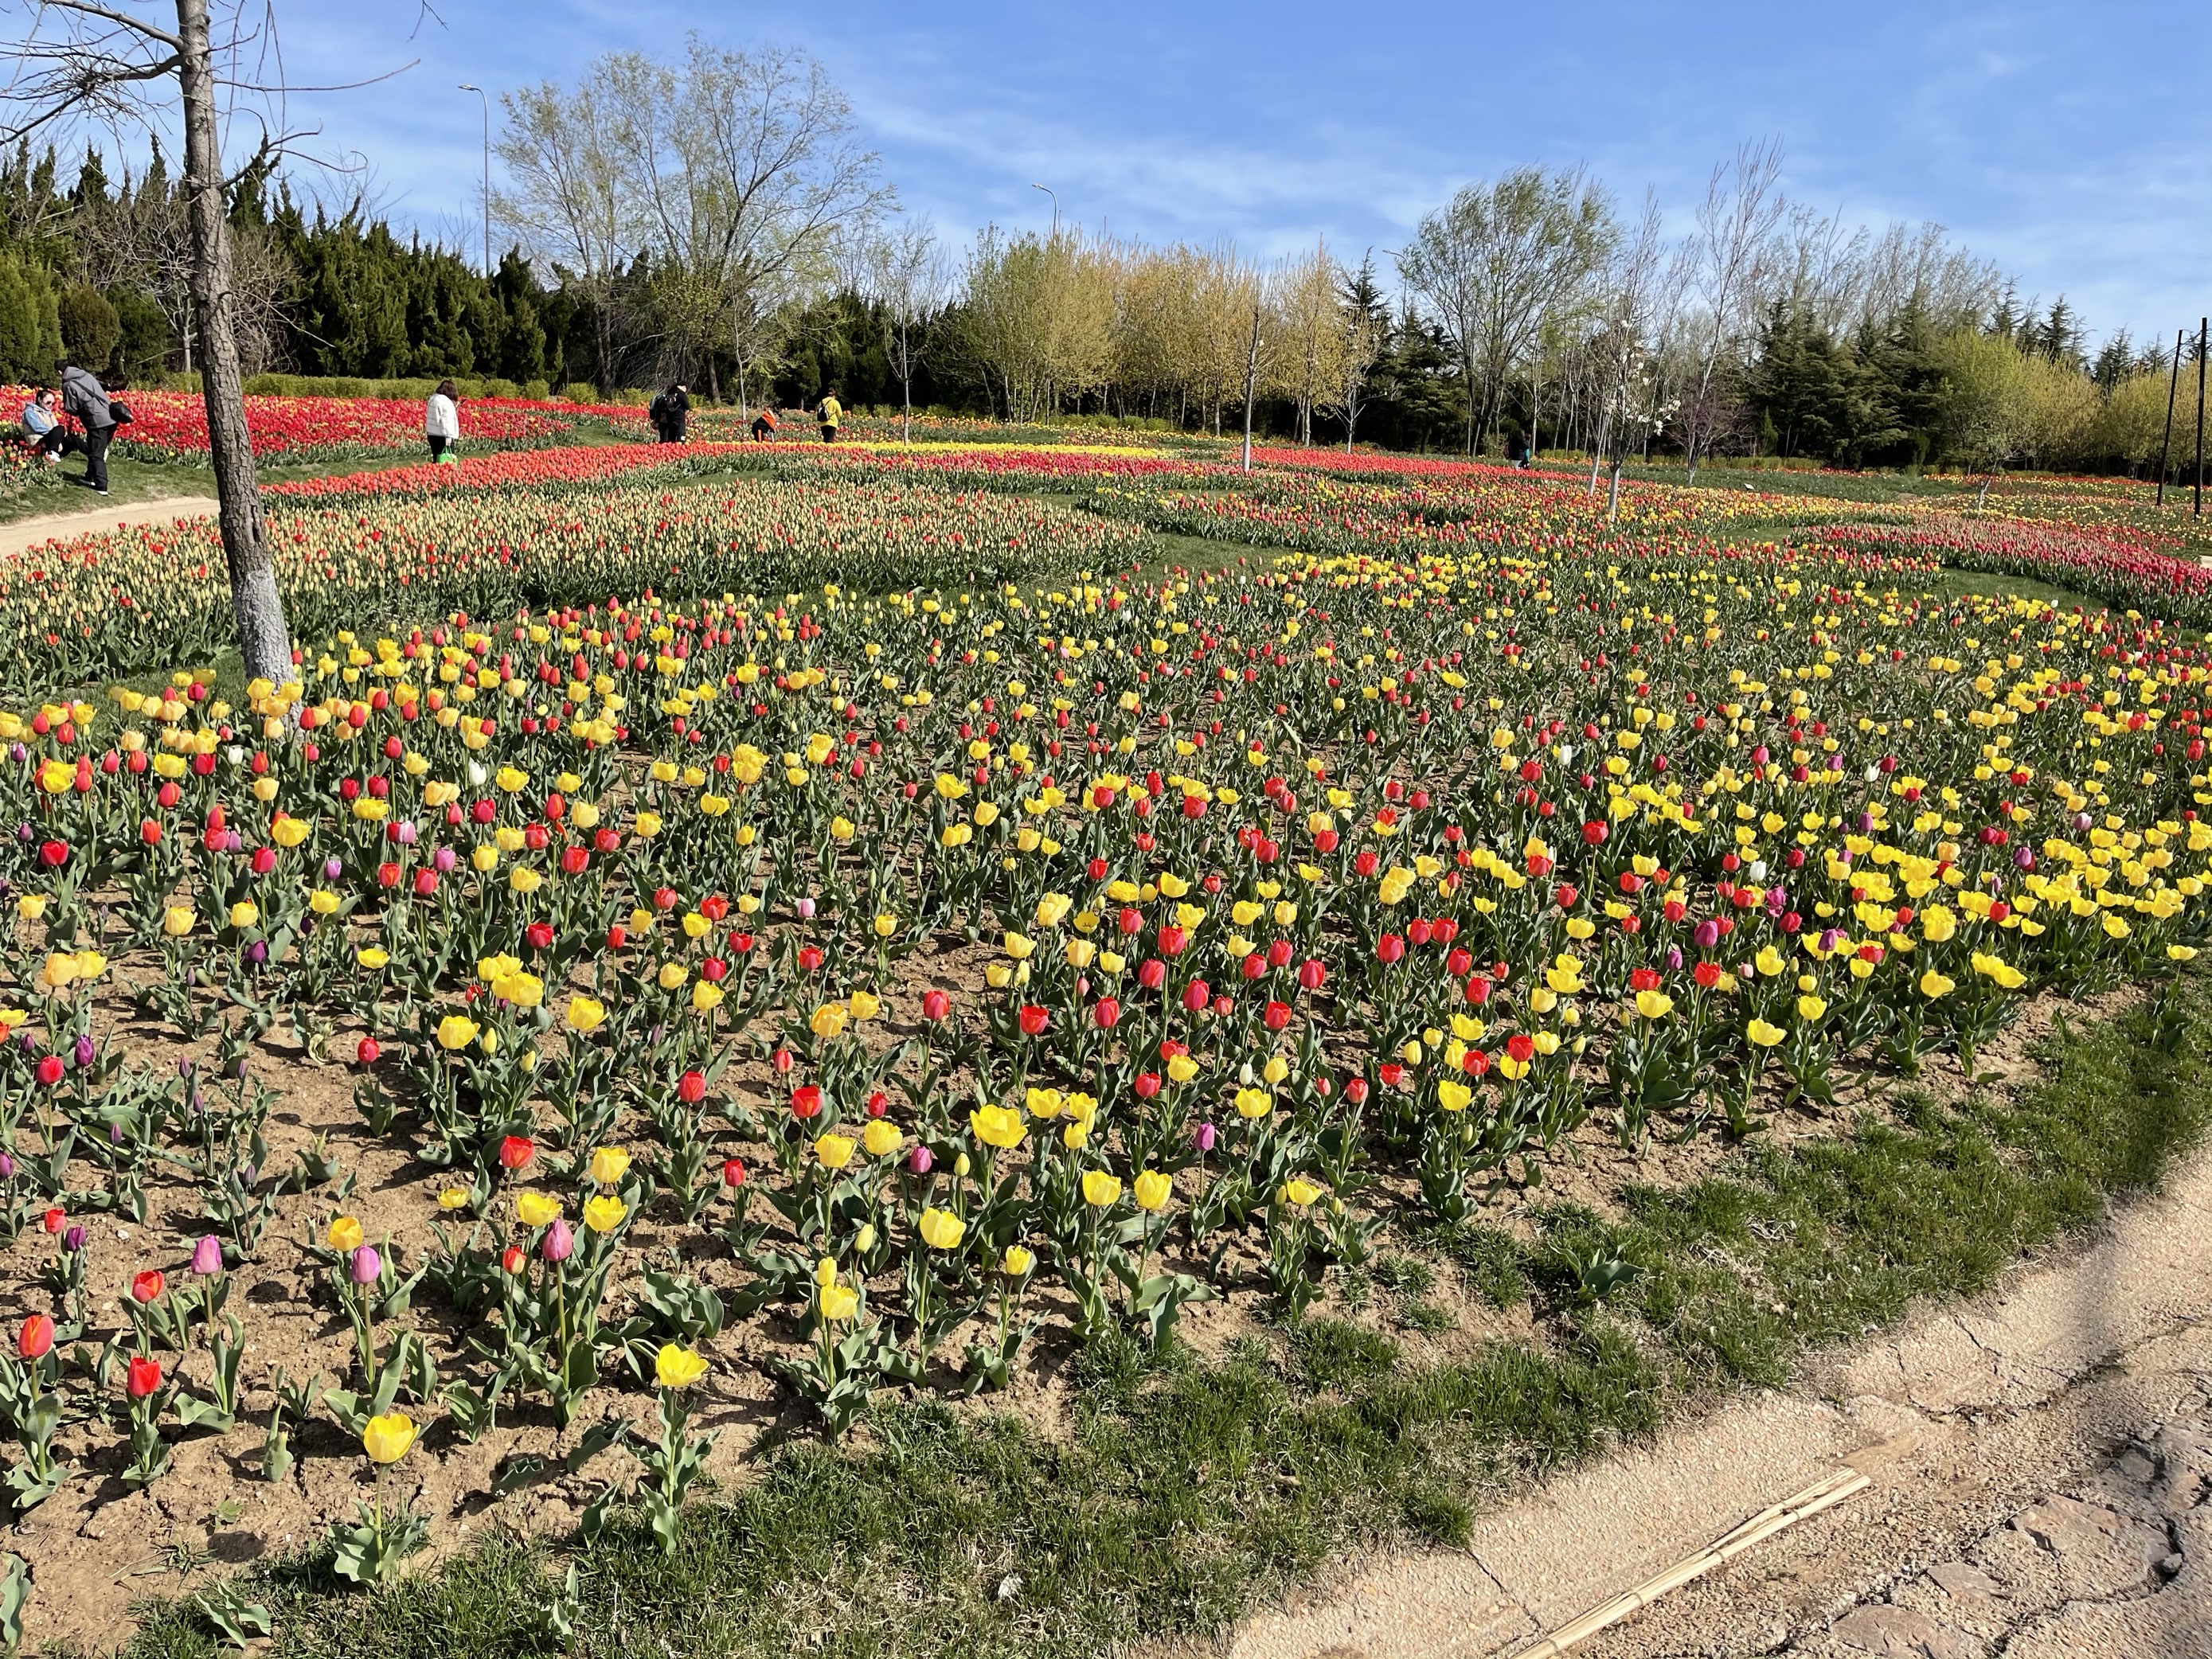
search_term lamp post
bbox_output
[458,83,490,274]
[1030,182,1059,235]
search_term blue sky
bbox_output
[258,0,2210,349]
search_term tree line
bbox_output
[1,39,2200,478]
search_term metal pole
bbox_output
[2157,328,2183,506]
[2198,318,2208,518]
[459,84,490,273]
[1030,182,1059,236]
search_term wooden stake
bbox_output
[1507,1469,1873,1658]
[2158,328,2183,506]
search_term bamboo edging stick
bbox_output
[1507,1467,1874,1658]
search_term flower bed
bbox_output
[0,491,2205,1636]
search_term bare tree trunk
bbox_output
[1241,305,1261,472]
[176,0,291,696]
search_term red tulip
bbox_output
[498,1134,536,1171]
[721,1157,747,1188]
[791,1084,823,1118]
[1179,979,1210,1013]
[1263,999,1292,1031]
[1093,997,1121,1029]
[501,1245,526,1275]
[356,1036,380,1065]
[921,990,951,1022]
[678,1070,707,1104]
[40,1208,64,1235]
[34,1056,63,1087]
[17,1315,53,1360]
[1133,1072,1162,1099]
[127,1355,162,1398]
[1017,1005,1049,1036]
[1376,934,1405,965]
[131,1270,165,1304]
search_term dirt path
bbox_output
[1198,1144,2212,1659]
[0,495,216,559]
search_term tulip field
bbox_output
[2,431,2211,1655]
[4,388,635,471]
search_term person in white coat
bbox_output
[424,379,460,460]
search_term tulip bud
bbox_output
[350,1244,382,1285]
[192,1235,224,1276]
[1192,1122,1217,1153]
[906,1145,933,1176]
[541,1218,574,1263]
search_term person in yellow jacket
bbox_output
[815,389,842,443]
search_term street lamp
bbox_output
[458,83,490,274]
[1030,182,1058,235]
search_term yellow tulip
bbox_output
[970,1103,1027,1149]
[436,1187,470,1211]
[588,1146,631,1186]
[811,1002,849,1040]
[1746,1019,1784,1048]
[917,1207,966,1249]
[326,1216,365,1251]
[862,1119,902,1158]
[515,1190,562,1228]
[565,996,606,1034]
[819,1282,858,1322]
[1280,1178,1323,1208]
[654,1343,709,1389]
[435,1014,480,1052]
[1002,1245,1035,1277]
[1634,990,1674,1021]
[814,1133,857,1171]
[162,905,195,938]
[362,1411,416,1465]
[582,1194,627,1235]
[1132,1170,1172,1212]
[1081,1169,1122,1207]
[1918,970,1955,997]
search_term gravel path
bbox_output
[1191,1144,2212,1659]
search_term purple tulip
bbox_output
[191,1235,223,1275]
[63,1225,84,1252]
[7,744,24,763]
[108,1122,123,1146]
[245,940,268,966]
[350,1244,382,1285]
[72,1035,95,1068]
[1663,946,1683,971]
[1693,919,1721,951]
[0,1153,17,1180]
[433,845,458,873]
[1819,928,1843,954]
[223,830,243,853]
[14,822,30,843]
[542,1218,574,1263]
[906,1144,933,1176]
[1193,1122,1218,1153]
[322,856,344,881]
[2014,847,2035,871]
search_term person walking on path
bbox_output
[425,380,461,461]
[19,388,80,462]
[58,358,115,494]
[815,389,842,443]
[650,382,690,444]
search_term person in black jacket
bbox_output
[58,359,116,494]
[650,382,690,443]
